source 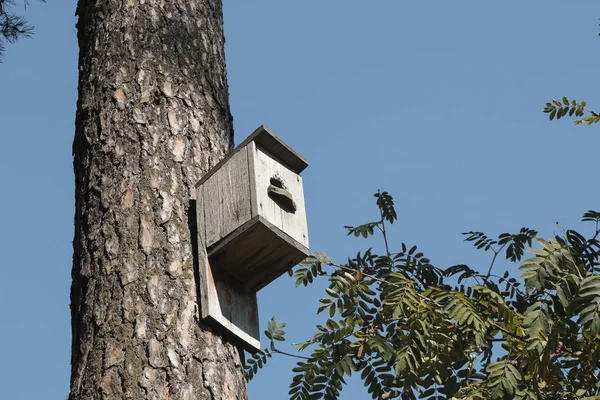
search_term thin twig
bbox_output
[272,348,310,360]
[486,243,507,278]
[493,323,528,344]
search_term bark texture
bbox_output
[70,1,247,399]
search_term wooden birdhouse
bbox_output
[195,125,309,351]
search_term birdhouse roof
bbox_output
[239,125,308,173]
[196,125,308,187]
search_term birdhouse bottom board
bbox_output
[208,215,309,292]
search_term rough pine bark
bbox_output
[70,1,247,399]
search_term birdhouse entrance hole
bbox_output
[268,176,297,214]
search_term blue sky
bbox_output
[1,1,600,399]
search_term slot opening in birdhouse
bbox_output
[268,176,296,214]
[270,176,285,189]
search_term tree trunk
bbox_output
[70,1,247,399]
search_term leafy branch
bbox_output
[245,317,309,381]
[463,228,537,277]
[249,192,600,399]
[543,97,600,125]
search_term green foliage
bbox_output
[245,192,600,400]
[542,97,600,125]
[244,317,286,380]
[292,253,329,287]
[463,228,537,263]
[375,191,397,223]
[344,191,396,240]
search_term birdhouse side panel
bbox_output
[202,147,252,247]
[250,144,309,249]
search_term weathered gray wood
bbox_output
[248,141,259,220]
[203,147,252,247]
[204,263,260,353]
[203,168,222,248]
[208,216,309,291]
[194,125,310,350]
[236,125,308,174]
[194,125,308,190]
[252,144,309,249]
[197,185,211,321]
[201,127,308,251]
[219,147,252,242]
[197,185,260,352]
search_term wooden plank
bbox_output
[196,184,261,352]
[253,145,309,249]
[209,216,309,291]
[202,170,222,248]
[203,314,260,353]
[207,216,263,263]
[205,266,260,352]
[246,217,309,290]
[202,147,252,247]
[194,125,308,190]
[247,141,259,219]
[217,147,251,240]
[253,145,282,235]
[280,173,308,249]
[241,125,308,174]
[196,185,211,321]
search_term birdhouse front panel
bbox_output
[249,141,309,249]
